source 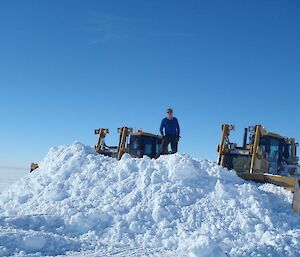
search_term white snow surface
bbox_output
[0,142,299,256]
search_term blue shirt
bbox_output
[160,117,180,136]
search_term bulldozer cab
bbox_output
[95,127,163,160]
[128,132,162,158]
[218,124,299,175]
[258,135,293,174]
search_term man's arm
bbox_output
[176,118,180,137]
[160,119,165,136]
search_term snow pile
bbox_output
[0,142,300,256]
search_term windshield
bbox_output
[269,138,279,174]
[129,135,161,158]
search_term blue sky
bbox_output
[1,0,300,169]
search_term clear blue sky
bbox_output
[1,0,299,169]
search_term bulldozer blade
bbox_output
[292,179,300,215]
[238,173,296,192]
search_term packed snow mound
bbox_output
[0,142,300,256]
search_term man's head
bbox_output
[166,108,173,120]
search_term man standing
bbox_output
[160,108,180,154]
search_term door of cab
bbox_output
[259,136,283,174]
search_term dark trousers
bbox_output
[161,135,178,154]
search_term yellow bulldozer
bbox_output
[217,124,300,214]
[31,127,166,172]
[94,127,165,160]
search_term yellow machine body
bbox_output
[293,180,300,214]
[217,124,298,175]
[217,124,300,214]
[95,127,164,160]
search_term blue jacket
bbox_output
[160,117,180,136]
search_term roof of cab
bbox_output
[131,131,161,138]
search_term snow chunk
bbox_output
[189,236,227,257]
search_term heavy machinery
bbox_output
[217,124,300,214]
[30,127,165,172]
[30,163,39,172]
[95,127,164,160]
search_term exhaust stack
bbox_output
[243,128,248,148]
